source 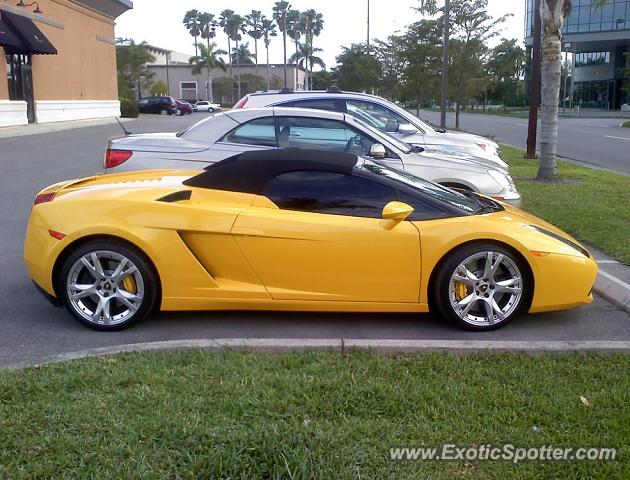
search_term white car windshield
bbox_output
[350,117,413,154]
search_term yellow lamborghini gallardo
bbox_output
[24,149,597,331]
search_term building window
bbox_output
[5,54,30,101]
[575,51,611,67]
[180,81,197,101]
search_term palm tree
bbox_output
[231,43,255,64]
[273,1,291,88]
[116,39,156,99]
[245,10,263,75]
[260,18,278,90]
[300,9,324,90]
[183,9,202,59]
[227,14,247,101]
[198,12,218,101]
[289,42,326,85]
[189,43,226,103]
[286,9,303,89]
[219,9,236,78]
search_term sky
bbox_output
[115,0,525,68]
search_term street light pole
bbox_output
[526,0,542,159]
[440,0,450,129]
[367,0,370,50]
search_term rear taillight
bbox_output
[476,143,487,151]
[105,149,133,168]
[234,96,249,109]
[34,192,56,205]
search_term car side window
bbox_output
[138,98,149,105]
[346,100,410,134]
[264,171,398,219]
[277,116,376,156]
[398,191,449,221]
[285,99,344,112]
[221,117,277,147]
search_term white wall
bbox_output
[35,100,121,123]
[0,100,28,127]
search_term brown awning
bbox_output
[1,10,56,55]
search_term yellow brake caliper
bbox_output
[454,281,469,301]
[122,276,137,294]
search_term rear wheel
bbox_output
[432,243,531,331]
[208,107,215,113]
[58,240,159,331]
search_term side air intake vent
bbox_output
[157,190,192,203]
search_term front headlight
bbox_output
[524,225,590,258]
[488,170,517,192]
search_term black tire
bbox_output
[431,243,532,331]
[208,107,214,113]
[58,240,159,331]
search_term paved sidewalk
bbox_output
[0,117,132,139]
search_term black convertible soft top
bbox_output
[183,148,358,194]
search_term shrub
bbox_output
[119,97,139,118]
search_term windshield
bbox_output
[377,99,437,134]
[358,159,479,213]
[349,117,412,154]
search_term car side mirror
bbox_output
[382,201,414,222]
[398,124,418,136]
[369,143,386,159]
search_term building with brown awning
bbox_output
[1,0,132,127]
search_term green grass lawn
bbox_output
[501,145,630,263]
[0,351,628,479]
[622,121,630,128]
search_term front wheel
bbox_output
[58,240,159,331]
[208,107,215,113]
[432,243,531,331]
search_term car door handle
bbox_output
[232,226,265,237]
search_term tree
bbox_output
[245,10,264,75]
[536,0,572,180]
[334,43,382,93]
[183,10,202,60]
[289,42,326,88]
[189,42,227,102]
[198,12,219,102]
[286,9,304,88]
[231,43,255,64]
[311,69,335,90]
[116,39,155,100]
[273,1,291,88]
[486,38,525,109]
[219,10,236,78]
[150,80,168,96]
[301,9,324,90]
[228,14,248,100]
[260,17,278,90]
[448,0,508,128]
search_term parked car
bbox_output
[137,96,178,115]
[234,88,506,167]
[175,100,193,115]
[25,149,596,331]
[194,100,222,113]
[105,107,522,206]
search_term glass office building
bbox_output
[525,0,630,110]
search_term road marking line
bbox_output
[599,270,630,290]
[517,123,529,127]
[604,135,630,141]
[597,260,621,264]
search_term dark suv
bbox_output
[137,96,178,115]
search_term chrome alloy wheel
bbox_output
[66,250,144,326]
[448,251,523,327]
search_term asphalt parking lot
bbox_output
[1,113,629,368]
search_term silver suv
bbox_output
[234,88,505,168]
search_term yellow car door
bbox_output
[231,170,421,303]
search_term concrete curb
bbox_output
[595,270,630,314]
[6,338,630,370]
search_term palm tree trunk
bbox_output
[227,39,232,78]
[455,102,460,129]
[538,0,565,180]
[283,23,288,87]
[295,40,299,89]
[236,38,242,100]
[254,39,259,75]
[266,45,271,90]
[206,38,212,102]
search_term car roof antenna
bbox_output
[115,117,132,136]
